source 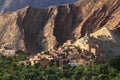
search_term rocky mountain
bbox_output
[0,0,120,54]
[0,0,77,14]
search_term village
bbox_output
[18,34,106,66]
[0,34,106,67]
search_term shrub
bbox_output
[108,56,120,71]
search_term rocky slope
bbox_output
[0,0,77,14]
[0,0,120,53]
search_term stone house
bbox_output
[0,49,5,54]
[3,50,15,56]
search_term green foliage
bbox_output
[112,73,120,80]
[0,55,120,80]
[108,56,120,71]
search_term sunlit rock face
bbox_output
[0,0,77,14]
[0,0,120,53]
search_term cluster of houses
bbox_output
[18,36,106,66]
[0,35,106,66]
[19,50,69,66]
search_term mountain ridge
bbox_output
[0,0,120,53]
[0,0,78,14]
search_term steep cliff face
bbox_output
[0,0,120,53]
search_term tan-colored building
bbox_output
[3,50,15,56]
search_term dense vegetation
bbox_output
[0,54,120,80]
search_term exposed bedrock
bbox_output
[0,0,120,53]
